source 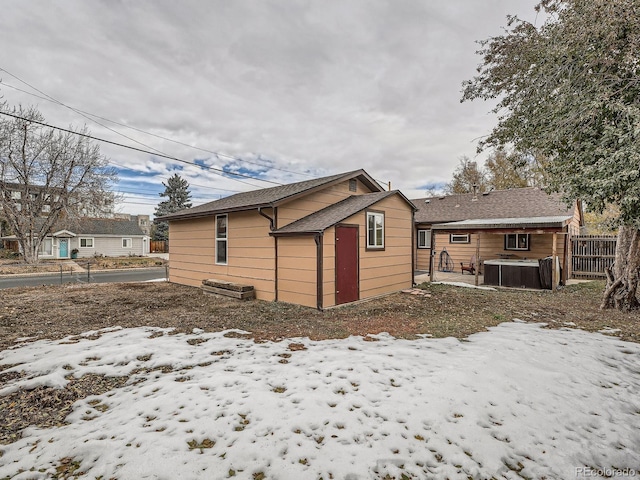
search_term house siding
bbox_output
[72,236,146,258]
[168,210,276,300]
[311,195,411,307]
[277,236,317,308]
[277,179,375,228]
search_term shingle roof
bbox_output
[271,191,399,235]
[157,170,383,221]
[52,218,145,236]
[412,188,575,224]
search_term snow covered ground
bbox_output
[1,322,639,479]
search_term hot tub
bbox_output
[483,259,543,289]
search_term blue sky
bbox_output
[0,0,542,217]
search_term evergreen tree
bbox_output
[153,174,192,241]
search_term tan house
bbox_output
[158,170,416,309]
[412,188,583,288]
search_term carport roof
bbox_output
[431,215,572,231]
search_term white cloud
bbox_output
[0,0,541,214]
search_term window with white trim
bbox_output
[10,191,21,200]
[216,214,228,264]
[449,234,470,244]
[417,229,431,248]
[80,237,94,248]
[40,238,53,256]
[122,238,132,248]
[366,211,384,249]
[505,233,530,250]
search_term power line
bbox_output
[0,110,283,187]
[110,160,243,194]
[0,72,315,179]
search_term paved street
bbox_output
[0,267,167,290]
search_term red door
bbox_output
[336,225,359,305]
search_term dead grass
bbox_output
[0,279,638,447]
[0,280,638,353]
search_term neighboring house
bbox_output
[412,187,583,285]
[157,170,416,309]
[2,217,150,258]
[114,213,152,236]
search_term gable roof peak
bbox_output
[157,169,383,221]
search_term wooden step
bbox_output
[201,279,255,300]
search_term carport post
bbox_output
[552,233,558,291]
[475,236,480,287]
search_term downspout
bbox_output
[411,211,416,286]
[258,207,275,230]
[315,233,324,310]
[258,207,278,301]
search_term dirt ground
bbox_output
[1,280,638,447]
[1,280,638,352]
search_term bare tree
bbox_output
[444,156,488,194]
[0,104,117,264]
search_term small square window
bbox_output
[122,238,132,248]
[450,234,470,244]
[505,233,529,250]
[80,238,94,248]
[417,229,431,249]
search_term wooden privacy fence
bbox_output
[150,240,168,253]
[571,235,616,278]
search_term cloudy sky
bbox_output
[0,1,542,217]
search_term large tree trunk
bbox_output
[601,225,640,310]
[18,236,41,265]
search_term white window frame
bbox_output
[42,204,51,213]
[79,237,94,248]
[417,229,431,249]
[449,234,470,244]
[505,233,530,251]
[11,191,21,200]
[40,238,53,256]
[122,238,132,248]
[215,214,228,265]
[366,211,384,250]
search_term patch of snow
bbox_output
[0,323,639,479]
[598,327,622,335]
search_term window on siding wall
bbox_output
[417,229,431,248]
[80,238,94,248]
[505,233,530,250]
[366,211,384,249]
[216,214,228,264]
[40,238,53,256]
[122,238,132,248]
[449,234,470,244]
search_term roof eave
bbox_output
[156,204,273,222]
